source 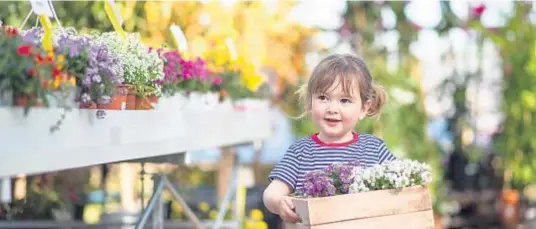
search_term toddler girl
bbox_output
[262,54,396,223]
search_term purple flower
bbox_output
[85,44,124,88]
[300,162,358,197]
[301,170,337,197]
[76,42,123,105]
[21,27,43,45]
[56,33,90,58]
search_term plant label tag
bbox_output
[29,0,54,18]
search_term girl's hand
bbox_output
[278,196,301,223]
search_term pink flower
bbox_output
[471,3,485,17]
[212,76,222,85]
[162,50,212,83]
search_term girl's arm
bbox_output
[263,179,301,223]
[264,143,301,222]
[263,179,292,214]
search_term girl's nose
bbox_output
[326,102,339,113]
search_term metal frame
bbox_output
[135,174,202,229]
[134,155,242,229]
[0,152,244,229]
[212,156,240,229]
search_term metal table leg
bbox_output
[134,175,202,229]
[212,157,240,229]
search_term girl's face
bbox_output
[310,80,369,143]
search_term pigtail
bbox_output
[367,84,388,117]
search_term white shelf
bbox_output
[0,99,273,178]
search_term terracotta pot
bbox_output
[96,85,128,110]
[79,102,97,109]
[125,87,136,110]
[97,95,126,110]
[135,95,158,110]
[13,94,42,107]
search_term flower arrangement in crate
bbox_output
[0,25,76,109]
[96,32,164,110]
[288,159,435,229]
[297,162,358,198]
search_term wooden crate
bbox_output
[285,185,434,229]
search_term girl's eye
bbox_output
[318,95,327,101]
[341,98,352,103]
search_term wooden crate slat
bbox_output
[291,186,432,226]
[285,210,434,229]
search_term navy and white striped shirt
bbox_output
[268,132,396,192]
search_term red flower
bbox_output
[34,54,42,63]
[16,44,32,56]
[472,3,485,17]
[4,26,18,36]
[27,67,36,76]
[52,66,61,77]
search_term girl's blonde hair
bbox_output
[297,54,387,118]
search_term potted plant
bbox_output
[158,50,222,109]
[0,25,74,109]
[20,27,125,109]
[96,32,163,110]
[203,46,266,102]
[0,25,44,107]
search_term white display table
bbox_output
[0,99,272,178]
[0,97,273,229]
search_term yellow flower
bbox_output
[173,202,183,212]
[53,78,61,89]
[56,55,65,69]
[209,210,218,219]
[197,201,210,212]
[189,172,202,187]
[255,221,268,229]
[47,50,55,59]
[229,56,247,71]
[69,76,76,86]
[249,209,264,221]
[245,220,256,229]
[57,54,65,64]
[241,72,263,92]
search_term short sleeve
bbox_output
[377,139,396,164]
[268,144,301,191]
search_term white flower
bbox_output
[349,159,432,194]
[95,32,164,95]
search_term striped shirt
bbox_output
[268,132,396,192]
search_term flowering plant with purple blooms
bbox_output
[20,27,124,106]
[79,42,124,106]
[159,50,221,96]
[299,162,358,197]
[60,32,124,106]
